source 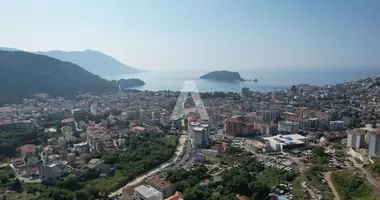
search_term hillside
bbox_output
[36,50,145,76]
[200,70,245,82]
[0,50,116,103]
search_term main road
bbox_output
[109,134,189,197]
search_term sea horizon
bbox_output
[106,68,380,93]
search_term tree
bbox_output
[12,178,22,191]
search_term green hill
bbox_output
[0,50,116,103]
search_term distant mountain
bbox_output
[36,50,145,76]
[0,47,22,51]
[0,50,116,103]
[200,70,245,82]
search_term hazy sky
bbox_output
[1,0,379,71]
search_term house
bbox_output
[19,144,36,159]
[165,191,183,200]
[146,176,173,198]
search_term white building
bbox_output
[74,142,90,154]
[368,129,380,158]
[264,134,306,152]
[278,121,300,134]
[346,129,366,150]
[135,185,163,200]
[193,127,208,147]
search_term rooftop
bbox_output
[147,176,171,189]
[135,185,162,198]
[193,127,204,132]
[264,134,306,146]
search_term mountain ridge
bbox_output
[0,47,146,77]
[0,50,116,103]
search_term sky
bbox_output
[0,0,380,71]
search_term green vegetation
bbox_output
[304,147,334,199]
[331,170,375,200]
[170,157,294,200]
[85,135,178,192]
[166,166,210,192]
[0,129,60,156]
[118,78,145,89]
[0,50,116,103]
[367,158,380,179]
[3,134,178,200]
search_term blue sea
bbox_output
[106,69,380,93]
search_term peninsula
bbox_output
[118,78,145,89]
[200,70,245,82]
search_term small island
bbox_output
[117,78,145,89]
[200,70,245,82]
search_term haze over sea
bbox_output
[106,68,380,93]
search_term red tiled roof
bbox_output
[133,126,146,131]
[20,144,36,153]
[147,176,170,188]
[167,191,183,200]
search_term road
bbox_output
[324,172,341,200]
[108,134,188,197]
[348,157,380,191]
[9,164,41,183]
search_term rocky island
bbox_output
[200,70,245,82]
[117,78,145,89]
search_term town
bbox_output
[1,75,380,200]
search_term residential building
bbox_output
[368,129,380,157]
[241,87,250,98]
[135,185,163,200]
[0,119,35,131]
[86,125,114,151]
[74,142,90,154]
[165,191,183,200]
[146,176,173,198]
[346,129,366,150]
[224,116,254,136]
[193,127,208,147]
[26,156,39,166]
[20,144,36,159]
[39,164,61,182]
[257,110,278,123]
[278,121,299,134]
[260,123,278,135]
[329,121,345,131]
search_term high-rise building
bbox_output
[257,110,278,123]
[241,87,250,98]
[135,185,163,200]
[193,127,208,147]
[346,129,366,150]
[368,129,380,157]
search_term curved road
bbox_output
[348,157,380,191]
[109,134,188,197]
[324,172,341,200]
